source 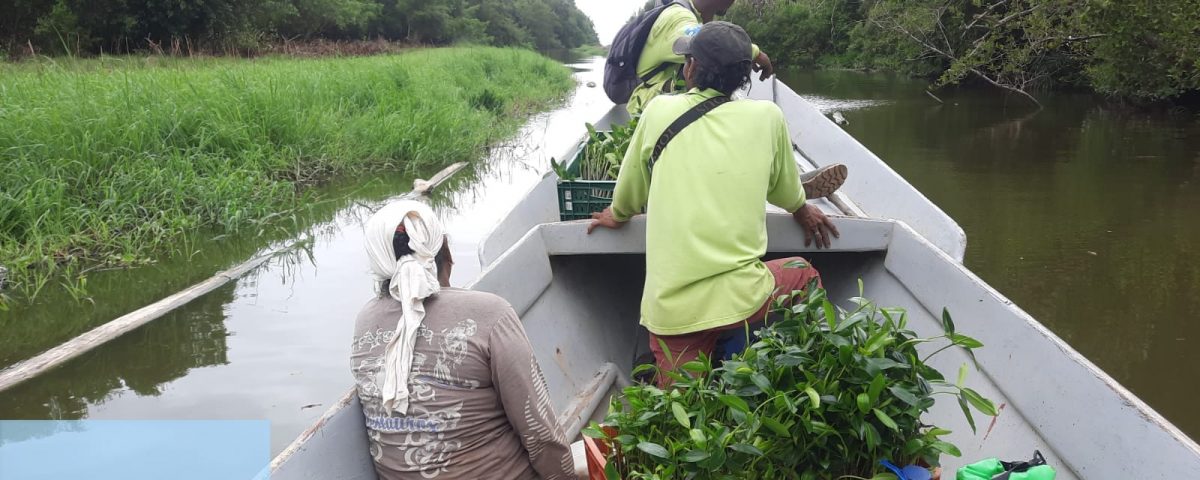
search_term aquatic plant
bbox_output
[0,47,574,304]
[577,118,639,181]
[585,281,997,479]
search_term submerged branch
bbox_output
[966,67,1044,108]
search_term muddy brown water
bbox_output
[2,62,1197,454]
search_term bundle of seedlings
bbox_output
[556,119,639,182]
[584,281,998,480]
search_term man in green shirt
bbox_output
[629,1,847,200]
[628,0,773,116]
[588,21,841,385]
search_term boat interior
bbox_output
[271,76,1200,480]
[274,214,1096,480]
[474,215,1078,479]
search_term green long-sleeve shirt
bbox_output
[628,4,760,115]
[612,88,805,335]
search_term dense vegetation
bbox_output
[0,47,574,304]
[587,283,995,478]
[726,0,1200,103]
[1,0,598,57]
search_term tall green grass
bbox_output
[0,47,574,303]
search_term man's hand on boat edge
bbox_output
[586,207,628,234]
[794,204,839,249]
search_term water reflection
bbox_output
[781,69,1200,440]
[2,283,233,419]
[0,173,417,367]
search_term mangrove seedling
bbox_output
[585,281,997,479]
[576,117,639,181]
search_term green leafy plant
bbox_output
[576,117,639,181]
[550,157,579,182]
[584,282,997,479]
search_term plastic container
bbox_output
[558,179,616,221]
[583,426,619,480]
[557,140,617,221]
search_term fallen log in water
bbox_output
[0,249,279,393]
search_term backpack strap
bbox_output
[637,0,692,86]
[647,95,731,175]
[639,62,677,85]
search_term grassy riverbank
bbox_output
[0,47,574,304]
[571,44,608,58]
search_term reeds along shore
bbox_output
[0,47,575,303]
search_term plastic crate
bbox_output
[558,179,615,220]
[557,140,617,221]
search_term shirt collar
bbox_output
[688,88,725,99]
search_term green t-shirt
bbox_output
[611,88,805,335]
[628,4,760,115]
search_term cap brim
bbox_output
[672,36,693,56]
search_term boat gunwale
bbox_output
[271,388,358,472]
[884,220,1200,477]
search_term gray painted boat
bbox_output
[271,77,1200,479]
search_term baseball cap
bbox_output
[672,21,753,67]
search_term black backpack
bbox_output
[603,0,693,104]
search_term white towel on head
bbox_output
[363,200,445,414]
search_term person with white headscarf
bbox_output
[351,200,574,480]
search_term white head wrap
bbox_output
[364,200,445,414]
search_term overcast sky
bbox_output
[574,0,647,45]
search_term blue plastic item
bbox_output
[881,460,933,480]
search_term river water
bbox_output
[2,61,1197,454]
[779,69,1200,439]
